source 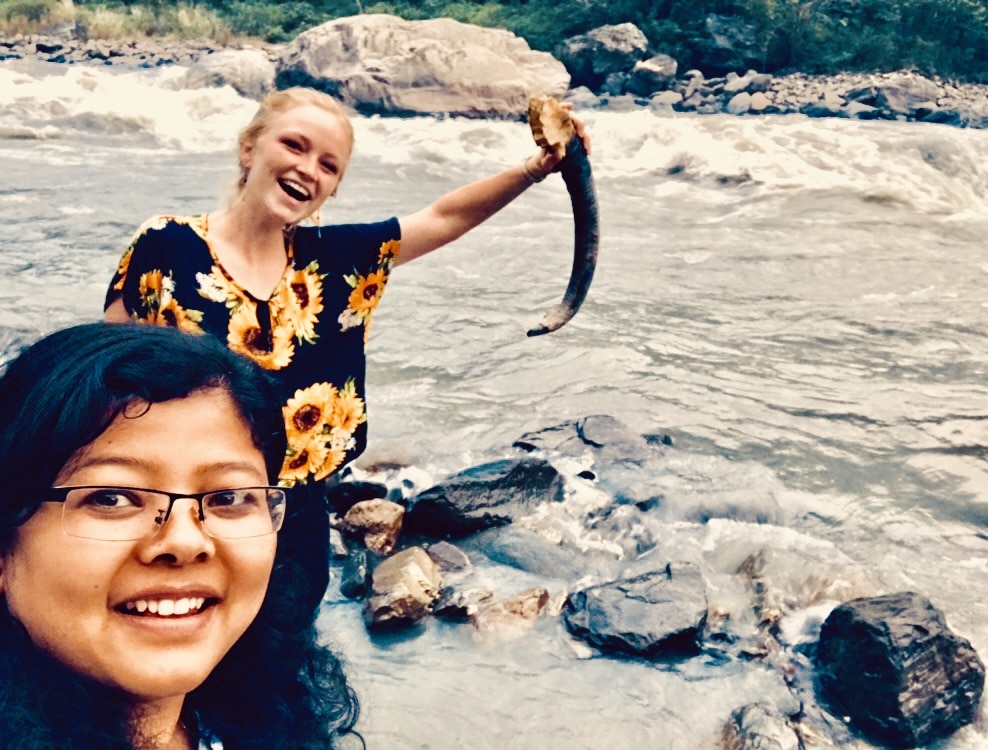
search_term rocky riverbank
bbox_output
[4,18,988,128]
[330,415,986,749]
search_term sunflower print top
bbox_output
[105,214,401,487]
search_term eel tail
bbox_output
[527,135,599,337]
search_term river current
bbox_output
[1,59,987,749]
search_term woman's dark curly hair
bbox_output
[0,322,359,748]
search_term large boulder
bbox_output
[625,53,678,97]
[185,49,275,100]
[562,562,708,658]
[556,23,649,90]
[275,13,569,118]
[845,73,944,118]
[403,457,566,538]
[696,15,765,76]
[815,592,985,748]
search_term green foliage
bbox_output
[7,0,988,81]
[220,1,325,41]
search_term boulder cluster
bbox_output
[329,415,985,749]
[5,14,988,127]
[557,22,988,128]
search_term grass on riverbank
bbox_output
[0,0,235,42]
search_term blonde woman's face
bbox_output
[239,104,352,225]
[0,389,277,701]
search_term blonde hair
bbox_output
[235,87,356,196]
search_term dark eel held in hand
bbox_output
[526,95,600,337]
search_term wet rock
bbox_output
[722,703,800,750]
[339,549,370,599]
[364,546,442,630]
[325,479,389,515]
[463,526,600,581]
[403,457,565,539]
[601,71,630,97]
[185,48,275,100]
[515,414,652,465]
[563,86,601,110]
[749,91,771,112]
[328,525,349,560]
[726,91,752,115]
[845,101,880,120]
[473,587,551,635]
[433,586,493,622]
[625,53,678,97]
[340,498,404,555]
[815,592,985,748]
[845,74,943,117]
[556,23,648,89]
[650,90,684,109]
[562,562,708,658]
[425,540,471,572]
[275,13,568,118]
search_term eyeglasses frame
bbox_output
[46,485,287,540]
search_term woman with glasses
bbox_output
[0,323,359,749]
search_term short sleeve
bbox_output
[103,215,167,315]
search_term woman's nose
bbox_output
[139,497,215,563]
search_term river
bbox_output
[1,58,986,749]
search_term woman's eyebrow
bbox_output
[64,455,264,477]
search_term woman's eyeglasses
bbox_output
[46,486,287,541]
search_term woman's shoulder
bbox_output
[295,217,400,267]
[130,214,209,242]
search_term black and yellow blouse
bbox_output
[105,214,401,487]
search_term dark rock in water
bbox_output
[424,540,472,572]
[921,109,966,127]
[433,585,493,622]
[815,591,985,748]
[722,702,800,750]
[364,546,442,630]
[562,562,708,658]
[325,480,389,515]
[403,458,565,539]
[339,549,370,600]
[462,526,605,581]
[514,414,653,465]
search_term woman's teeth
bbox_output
[279,179,310,201]
[123,597,207,616]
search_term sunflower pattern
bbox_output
[340,239,398,342]
[280,379,366,484]
[105,214,401,487]
[133,269,204,333]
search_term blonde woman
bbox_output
[105,86,589,611]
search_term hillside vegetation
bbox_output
[3,0,988,81]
